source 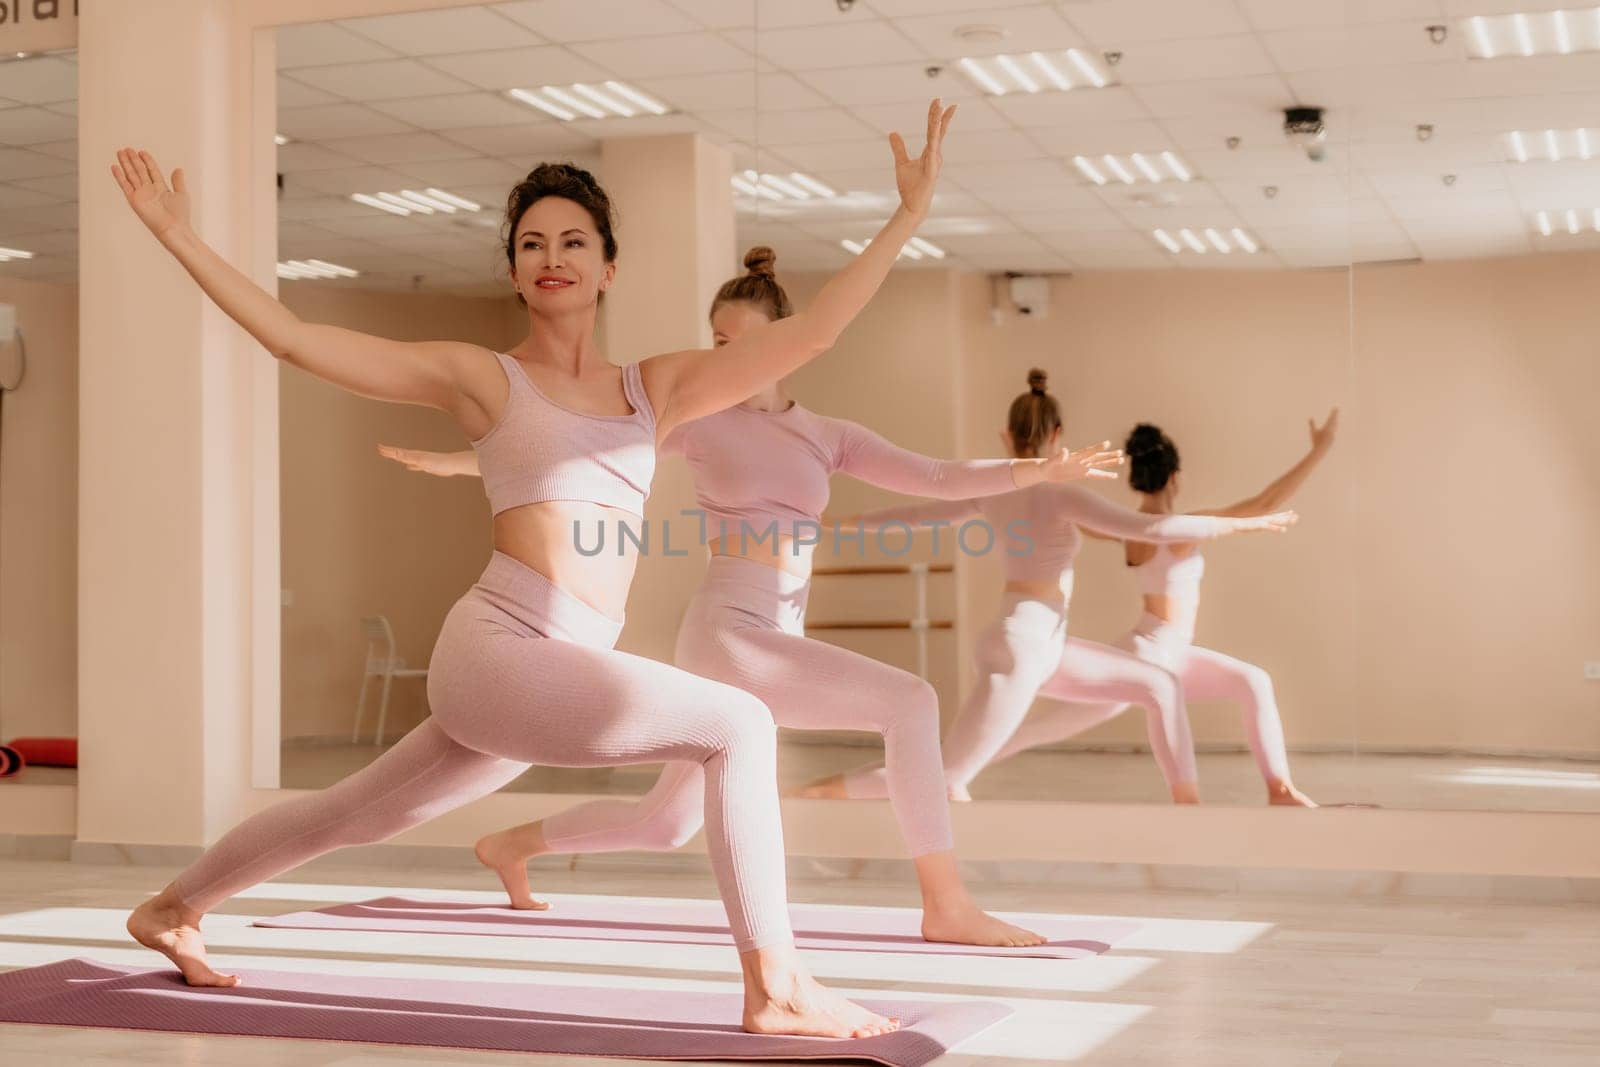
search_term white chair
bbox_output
[352,616,428,746]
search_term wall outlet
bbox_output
[1586,661,1600,681]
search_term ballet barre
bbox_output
[806,562,953,679]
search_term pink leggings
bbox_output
[996,612,1292,784]
[845,593,1196,796]
[173,552,793,952]
[542,555,954,859]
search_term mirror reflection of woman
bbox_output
[986,414,1339,807]
[805,372,1297,805]
[112,98,958,1040]
[384,247,1122,949]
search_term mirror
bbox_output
[271,3,1600,817]
[0,49,77,786]
[748,2,1366,809]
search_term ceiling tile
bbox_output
[0,106,74,147]
[889,5,1088,57]
[1060,0,1253,45]
[636,71,827,112]
[1113,35,1279,84]
[369,92,537,131]
[988,86,1149,126]
[752,22,927,70]
[570,33,753,78]
[324,131,484,166]
[276,22,399,68]
[289,59,478,102]
[339,7,543,54]
[493,0,700,40]
[1130,75,1293,119]
[424,47,612,91]
[278,104,414,140]
[0,57,75,104]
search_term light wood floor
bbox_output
[279,740,1600,812]
[0,855,1596,1065]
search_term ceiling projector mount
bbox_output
[1284,106,1328,162]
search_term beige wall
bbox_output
[0,279,77,741]
[277,284,522,741]
[1347,253,1599,753]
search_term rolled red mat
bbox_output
[5,737,77,768]
[0,745,21,778]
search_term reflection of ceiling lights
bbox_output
[350,188,482,216]
[731,170,836,201]
[1534,208,1600,236]
[507,82,668,121]
[277,259,360,280]
[1503,127,1595,162]
[1466,8,1600,58]
[839,236,946,261]
[0,246,35,262]
[1153,227,1258,255]
[1074,152,1191,185]
[956,49,1108,95]
[274,133,290,146]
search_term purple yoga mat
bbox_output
[257,893,1138,958]
[0,958,1009,1066]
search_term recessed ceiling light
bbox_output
[351,188,482,217]
[507,81,669,122]
[731,170,836,204]
[1152,227,1260,255]
[957,49,1108,95]
[1074,152,1192,185]
[1465,7,1600,59]
[277,259,359,280]
[1502,127,1597,162]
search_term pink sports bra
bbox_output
[661,402,1015,540]
[471,351,657,517]
[1132,542,1206,600]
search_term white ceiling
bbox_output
[3,0,1600,291]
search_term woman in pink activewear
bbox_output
[985,413,1339,807]
[114,98,957,1040]
[806,371,1297,806]
[384,247,1122,948]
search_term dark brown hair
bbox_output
[710,246,794,324]
[1006,368,1063,458]
[503,163,618,302]
[1126,423,1180,493]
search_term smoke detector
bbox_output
[954,24,1006,43]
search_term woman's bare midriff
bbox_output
[1140,593,1200,628]
[492,503,645,623]
[708,534,813,578]
[1003,578,1068,605]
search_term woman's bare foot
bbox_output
[1170,781,1201,805]
[126,887,239,987]
[946,784,973,803]
[921,897,1045,948]
[742,946,898,1038]
[790,773,850,799]
[1267,781,1318,807]
[473,824,551,910]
